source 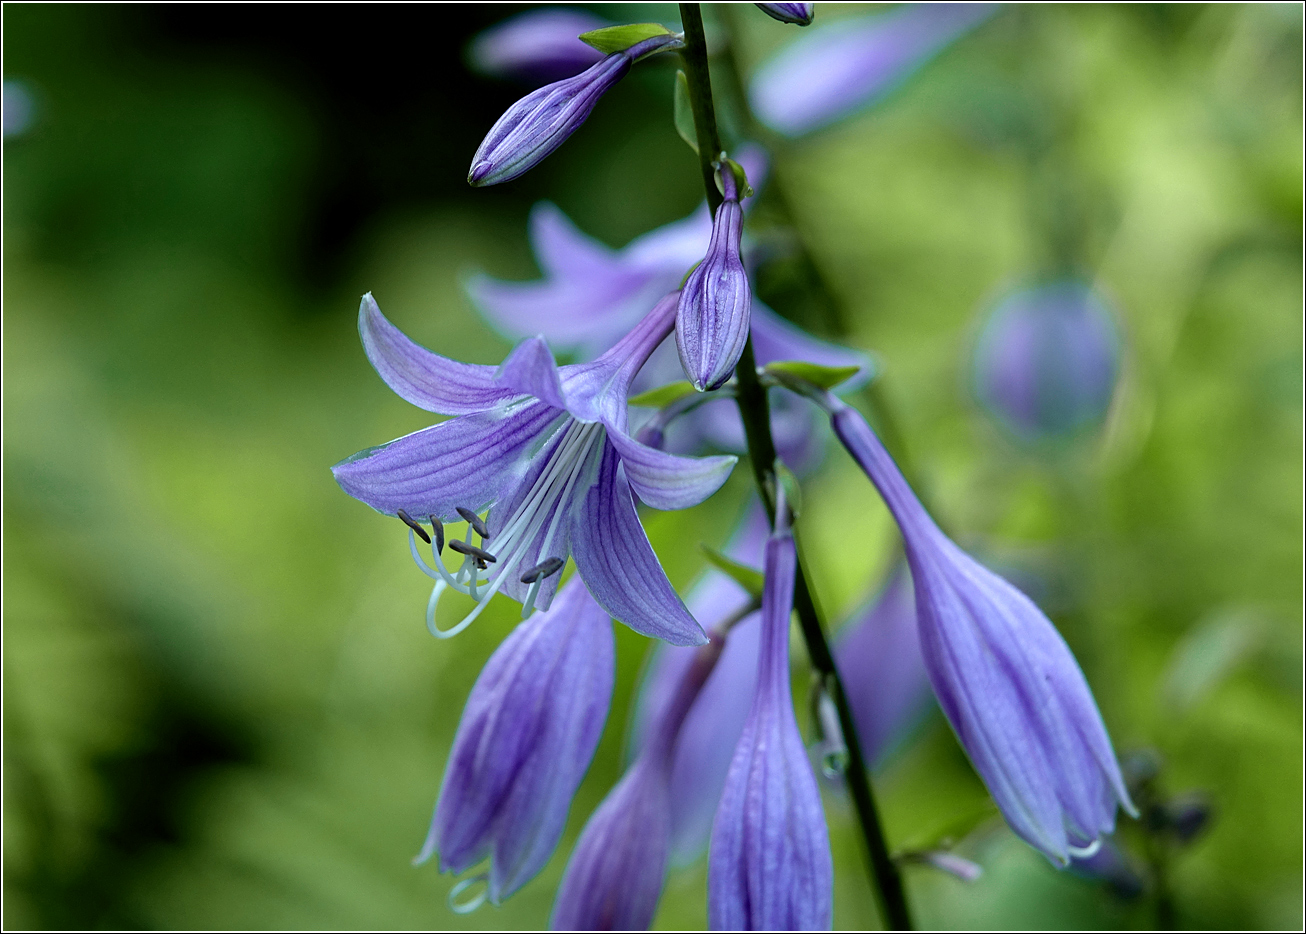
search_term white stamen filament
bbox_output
[407,418,604,638]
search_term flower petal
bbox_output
[358,293,517,414]
[606,424,737,511]
[529,200,619,279]
[571,442,708,646]
[331,400,565,521]
[496,336,567,409]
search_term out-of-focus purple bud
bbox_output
[628,503,770,865]
[756,3,815,26]
[1162,792,1213,845]
[825,398,1137,867]
[552,633,727,930]
[709,523,833,931]
[973,282,1121,441]
[750,3,996,136]
[899,848,984,883]
[676,166,751,391]
[416,577,613,903]
[833,564,933,766]
[469,8,608,84]
[469,33,682,187]
[4,79,36,138]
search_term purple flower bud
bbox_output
[973,282,1121,441]
[469,9,608,84]
[750,3,996,136]
[755,3,815,26]
[416,577,614,903]
[552,635,726,930]
[676,168,751,391]
[826,399,1137,866]
[833,563,933,766]
[709,525,833,931]
[469,33,682,187]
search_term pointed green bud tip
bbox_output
[579,23,676,56]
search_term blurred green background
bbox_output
[3,3,1301,930]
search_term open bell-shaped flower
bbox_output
[822,395,1137,865]
[676,163,751,391]
[469,32,683,186]
[708,513,833,931]
[414,577,613,903]
[552,629,728,930]
[331,291,735,645]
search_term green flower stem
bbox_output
[679,5,914,930]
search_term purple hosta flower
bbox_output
[629,502,770,865]
[469,8,608,84]
[973,282,1121,441]
[822,396,1136,865]
[833,563,933,767]
[676,165,751,392]
[414,577,613,903]
[708,517,834,931]
[552,628,729,929]
[469,32,682,186]
[750,3,997,136]
[756,3,815,26]
[331,292,735,645]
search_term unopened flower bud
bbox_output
[469,33,682,187]
[755,3,815,26]
[972,282,1121,441]
[469,9,608,84]
[676,164,751,391]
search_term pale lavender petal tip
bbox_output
[829,402,1135,866]
[708,531,833,930]
[750,2,998,136]
[422,577,614,902]
[469,8,608,84]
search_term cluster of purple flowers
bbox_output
[332,5,1134,930]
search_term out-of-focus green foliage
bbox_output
[4,3,1300,931]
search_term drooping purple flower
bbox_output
[332,291,735,645]
[676,165,751,391]
[833,563,933,767]
[414,577,613,903]
[469,32,683,186]
[972,281,1121,441]
[755,3,815,26]
[552,629,728,930]
[822,395,1137,865]
[468,8,608,84]
[628,502,769,865]
[750,3,997,137]
[708,518,833,931]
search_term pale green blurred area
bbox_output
[3,3,1301,931]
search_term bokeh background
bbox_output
[3,3,1301,930]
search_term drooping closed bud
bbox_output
[676,163,751,391]
[469,32,683,186]
[972,282,1121,442]
[708,521,833,931]
[824,397,1137,866]
[552,633,727,930]
[468,8,608,84]
[755,3,814,26]
[416,577,614,903]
